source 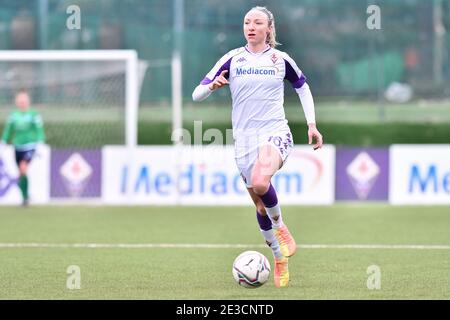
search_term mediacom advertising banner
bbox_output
[0,144,50,205]
[390,145,450,205]
[102,145,335,205]
[335,148,389,201]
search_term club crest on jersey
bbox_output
[271,53,278,64]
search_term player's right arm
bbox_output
[192,49,237,102]
[0,114,13,155]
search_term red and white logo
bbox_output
[346,152,380,199]
[271,53,278,64]
[60,153,92,197]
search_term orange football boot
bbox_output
[274,256,289,287]
[274,224,297,257]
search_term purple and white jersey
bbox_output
[199,45,310,138]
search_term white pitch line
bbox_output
[0,243,450,250]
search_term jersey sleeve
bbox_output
[296,83,316,124]
[282,53,316,124]
[282,53,307,89]
[1,114,14,143]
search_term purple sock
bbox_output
[256,211,272,231]
[259,183,278,208]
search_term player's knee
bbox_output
[252,178,270,196]
[19,163,28,175]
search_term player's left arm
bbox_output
[282,53,323,150]
[298,84,323,150]
[33,112,46,143]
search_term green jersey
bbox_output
[1,108,45,151]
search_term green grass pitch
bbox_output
[0,204,449,300]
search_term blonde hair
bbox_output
[250,6,280,48]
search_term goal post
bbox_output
[0,50,141,148]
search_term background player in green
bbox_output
[0,89,45,206]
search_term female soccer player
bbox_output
[0,89,46,206]
[192,6,323,287]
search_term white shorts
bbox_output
[234,129,294,188]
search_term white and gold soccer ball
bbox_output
[232,251,271,288]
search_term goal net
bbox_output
[0,50,146,148]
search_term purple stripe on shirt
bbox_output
[215,57,232,79]
[292,74,306,88]
[284,59,307,88]
[199,57,232,85]
[200,77,212,85]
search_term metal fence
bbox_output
[0,0,449,104]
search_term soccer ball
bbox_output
[232,251,271,288]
